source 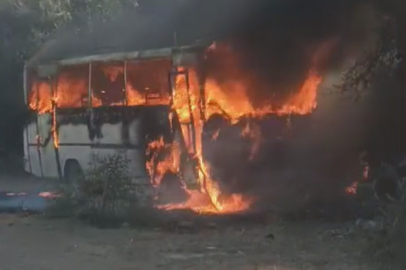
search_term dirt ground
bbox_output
[0,174,388,270]
[0,214,384,270]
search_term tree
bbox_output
[337,0,406,158]
[0,0,137,157]
[337,3,400,95]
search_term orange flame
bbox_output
[28,63,170,113]
[345,182,358,195]
[241,121,262,161]
[27,42,330,214]
[163,43,326,214]
[146,137,180,187]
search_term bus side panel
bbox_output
[25,122,42,177]
[94,123,123,145]
[58,123,94,176]
[128,118,148,179]
[37,114,59,178]
[23,126,31,174]
[92,123,124,167]
[92,120,147,182]
[59,145,92,175]
[40,137,60,178]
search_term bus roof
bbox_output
[29,43,208,69]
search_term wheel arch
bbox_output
[63,158,83,178]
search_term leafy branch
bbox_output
[336,17,401,97]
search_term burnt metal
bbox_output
[56,106,152,124]
[22,85,33,179]
[34,81,45,177]
[196,53,207,122]
[87,110,100,141]
[28,143,143,149]
[121,117,130,145]
[168,67,197,153]
[52,76,63,179]
[29,106,173,147]
[141,106,172,143]
[27,43,209,70]
[88,63,92,107]
[63,105,172,144]
[124,61,128,105]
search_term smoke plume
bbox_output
[34,0,383,215]
[32,0,379,108]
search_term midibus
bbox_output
[23,43,210,191]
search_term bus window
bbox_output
[29,81,52,114]
[91,63,126,107]
[126,59,171,106]
[27,70,52,114]
[56,65,89,109]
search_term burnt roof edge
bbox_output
[26,42,211,70]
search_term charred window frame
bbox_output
[26,70,53,113]
[89,61,127,107]
[26,53,201,111]
[124,61,128,105]
[88,63,92,108]
[26,64,91,112]
[125,58,172,105]
[55,64,90,109]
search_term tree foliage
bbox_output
[338,21,400,97]
[337,0,405,95]
[0,0,137,154]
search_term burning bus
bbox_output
[23,39,325,214]
[23,42,210,183]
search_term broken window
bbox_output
[91,62,126,107]
[56,64,89,109]
[126,59,172,105]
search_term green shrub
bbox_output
[47,152,136,226]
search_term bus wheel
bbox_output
[64,160,84,188]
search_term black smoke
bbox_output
[29,0,372,110]
[37,0,365,69]
[7,0,380,206]
[135,0,369,105]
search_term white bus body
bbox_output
[23,46,205,185]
